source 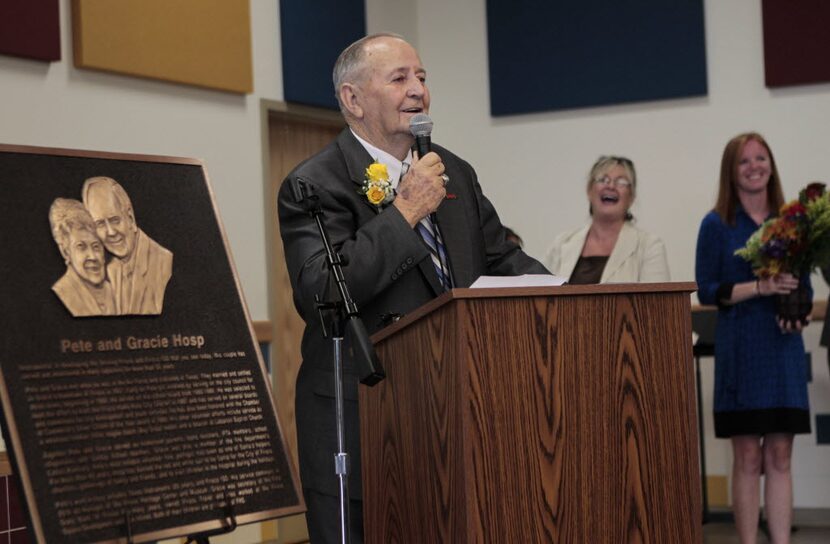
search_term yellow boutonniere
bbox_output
[359,160,394,206]
[366,162,389,182]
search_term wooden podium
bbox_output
[359,283,701,543]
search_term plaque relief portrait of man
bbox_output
[48,198,117,316]
[81,176,174,315]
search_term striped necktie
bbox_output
[417,216,453,290]
[401,161,453,290]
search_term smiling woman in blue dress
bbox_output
[545,155,669,284]
[695,132,811,544]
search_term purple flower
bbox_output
[762,239,788,260]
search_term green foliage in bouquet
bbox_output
[736,182,830,277]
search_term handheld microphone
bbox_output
[409,113,433,158]
[409,113,450,288]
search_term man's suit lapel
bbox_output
[416,253,445,295]
[338,129,444,295]
[338,129,384,215]
[435,190,469,288]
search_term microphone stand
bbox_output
[289,178,385,544]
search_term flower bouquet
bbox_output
[735,182,830,324]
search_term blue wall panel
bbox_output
[486,0,707,116]
[280,0,366,110]
[817,414,830,445]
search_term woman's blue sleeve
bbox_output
[695,213,723,305]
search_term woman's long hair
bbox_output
[714,132,784,225]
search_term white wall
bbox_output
[0,0,827,509]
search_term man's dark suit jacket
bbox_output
[277,128,548,501]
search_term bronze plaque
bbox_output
[0,144,303,543]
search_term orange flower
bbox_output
[366,185,387,205]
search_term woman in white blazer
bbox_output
[545,156,669,284]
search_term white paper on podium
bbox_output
[469,274,568,288]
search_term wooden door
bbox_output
[263,102,343,543]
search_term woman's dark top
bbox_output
[568,255,609,284]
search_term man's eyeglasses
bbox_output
[593,175,632,188]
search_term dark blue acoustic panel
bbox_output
[486,0,707,116]
[817,414,830,445]
[280,0,366,110]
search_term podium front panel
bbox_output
[360,286,700,543]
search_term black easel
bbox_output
[122,500,237,544]
[123,511,133,543]
[290,177,385,544]
[184,503,237,544]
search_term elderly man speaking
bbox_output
[278,33,547,542]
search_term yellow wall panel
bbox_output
[73,0,252,93]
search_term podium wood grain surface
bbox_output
[359,283,701,543]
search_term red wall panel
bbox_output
[0,0,60,61]
[763,0,830,87]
